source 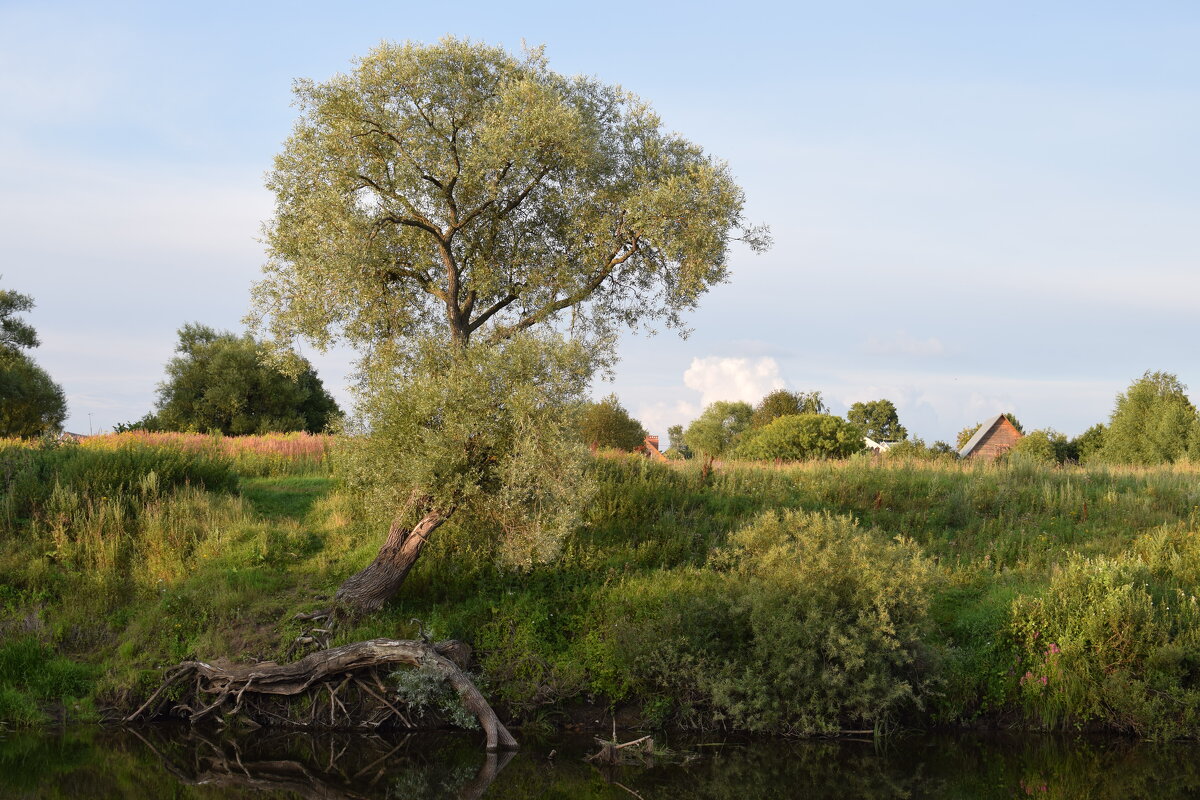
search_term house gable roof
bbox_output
[958,413,1009,458]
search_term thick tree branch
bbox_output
[466,291,519,334]
[486,239,640,343]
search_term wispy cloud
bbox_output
[863,331,947,358]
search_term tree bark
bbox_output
[335,508,449,612]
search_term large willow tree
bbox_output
[250,39,768,611]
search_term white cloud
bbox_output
[682,356,785,407]
[863,331,947,358]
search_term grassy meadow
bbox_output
[3,434,1200,739]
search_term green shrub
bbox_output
[733,414,864,461]
[583,509,937,733]
[1010,526,1200,738]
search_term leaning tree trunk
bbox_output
[335,508,449,611]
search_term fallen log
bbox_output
[126,638,517,752]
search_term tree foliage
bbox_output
[0,354,67,438]
[334,335,594,566]
[0,280,66,438]
[665,423,691,459]
[1095,371,1199,465]
[1073,423,1106,462]
[1008,429,1060,465]
[245,39,766,605]
[684,401,753,461]
[250,38,768,369]
[847,399,907,442]
[0,281,39,353]
[750,389,826,429]
[733,414,864,461]
[577,394,646,451]
[138,324,339,436]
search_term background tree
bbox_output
[847,399,908,442]
[1,281,39,352]
[1095,371,1198,465]
[665,423,692,459]
[956,413,1024,449]
[137,324,339,435]
[248,39,768,611]
[750,389,826,429]
[1007,430,1059,465]
[577,394,647,451]
[733,413,864,461]
[683,401,754,463]
[0,280,66,438]
[1072,423,1106,463]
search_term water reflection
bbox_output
[1,726,1198,799]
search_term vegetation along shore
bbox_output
[4,433,1200,741]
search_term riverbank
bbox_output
[3,436,1200,739]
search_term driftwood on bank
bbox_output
[126,637,517,752]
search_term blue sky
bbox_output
[3,1,1197,442]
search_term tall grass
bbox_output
[82,431,332,476]
[0,439,238,532]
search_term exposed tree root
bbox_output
[127,638,518,752]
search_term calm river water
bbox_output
[1,726,1198,798]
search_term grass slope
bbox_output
[4,442,1200,738]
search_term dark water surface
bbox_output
[2,726,1199,799]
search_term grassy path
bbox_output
[241,476,333,521]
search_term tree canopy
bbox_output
[750,389,826,429]
[250,38,768,369]
[847,399,907,442]
[577,394,647,451]
[247,39,767,609]
[135,324,340,436]
[684,401,753,461]
[1095,371,1199,465]
[0,280,66,438]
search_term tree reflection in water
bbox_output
[3,727,1200,799]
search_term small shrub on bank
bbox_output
[1011,526,1200,738]
[582,509,937,734]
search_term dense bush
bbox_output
[1011,527,1200,738]
[733,413,864,461]
[582,509,937,733]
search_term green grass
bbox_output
[241,476,333,519]
[6,449,1200,736]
